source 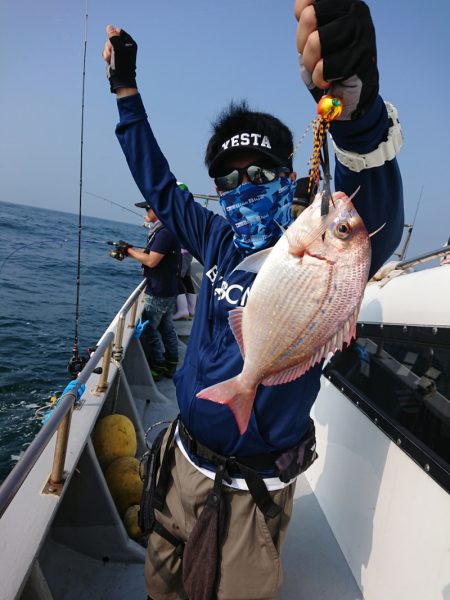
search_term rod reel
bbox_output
[67,345,101,378]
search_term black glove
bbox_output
[107,29,138,93]
[109,240,133,261]
[301,0,379,120]
[116,240,133,254]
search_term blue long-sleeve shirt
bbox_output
[115,93,404,461]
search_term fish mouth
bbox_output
[304,250,336,265]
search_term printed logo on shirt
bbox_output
[206,264,252,307]
[205,265,218,283]
[214,279,251,306]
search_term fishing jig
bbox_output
[290,94,343,216]
[309,95,343,193]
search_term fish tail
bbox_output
[197,376,256,435]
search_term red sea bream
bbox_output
[197,190,371,434]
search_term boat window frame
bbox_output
[324,322,450,495]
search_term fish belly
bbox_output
[241,249,338,380]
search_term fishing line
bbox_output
[0,239,110,277]
[0,241,68,276]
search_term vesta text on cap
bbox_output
[221,133,272,151]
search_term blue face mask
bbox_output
[219,177,296,252]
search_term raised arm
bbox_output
[295,0,404,275]
[102,26,227,265]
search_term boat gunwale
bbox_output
[0,279,147,519]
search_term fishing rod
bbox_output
[84,190,143,217]
[67,0,89,378]
[395,185,423,261]
[86,189,219,214]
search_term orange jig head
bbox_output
[317,95,343,122]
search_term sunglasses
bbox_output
[214,165,291,192]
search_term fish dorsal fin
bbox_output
[228,307,245,358]
[274,219,286,234]
[232,248,272,274]
[261,303,361,387]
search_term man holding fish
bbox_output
[103,1,404,598]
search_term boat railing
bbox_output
[0,279,147,519]
[397,244,450,270]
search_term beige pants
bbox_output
[145,435,296,600]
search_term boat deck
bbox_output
[9,255,450,600]
[14,318,362,600]
[33,477,361,600]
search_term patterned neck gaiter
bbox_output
[219,177,296,252]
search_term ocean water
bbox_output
[0,200,146,482]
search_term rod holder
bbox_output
[128,298,138,329]
[48,406,74,490]
[95,341,113,393]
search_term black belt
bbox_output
[178,420,278,473]
[178,420,282,518]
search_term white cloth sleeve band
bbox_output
[331,102,403,172]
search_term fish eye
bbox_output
[335,221,351,239]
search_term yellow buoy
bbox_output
[123,504,143,540]
[105,456,143,517]
[93,414,137,469]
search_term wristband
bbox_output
[332,102,403,173]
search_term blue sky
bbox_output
[1,0,449,259]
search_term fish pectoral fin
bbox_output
[228,307,245,357]
[286,226,329,258]
[232,248,272,274]
[197,377,256,435]
[285,228,307,257]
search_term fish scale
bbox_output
[254,248,324,356]
[262,268,327,367]
[271,263,336,369]
[197,190,371,434]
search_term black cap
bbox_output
[134,201,151,209]
[208,131,291,177]
[205,102,294,178]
